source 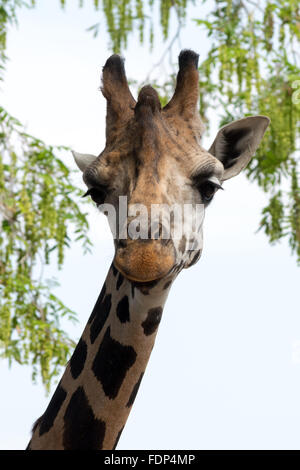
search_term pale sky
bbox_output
[0,1,299,450]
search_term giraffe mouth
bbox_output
[113,257,174,283]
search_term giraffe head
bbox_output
[73,50,269,283]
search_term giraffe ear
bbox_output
[208,116,270,181]
[72,151,97,172]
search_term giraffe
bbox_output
[27,50,270,450]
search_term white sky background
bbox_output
[0,1,299,450]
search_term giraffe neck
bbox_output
[28,264,173,450]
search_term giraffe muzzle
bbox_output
[114,240,176,282]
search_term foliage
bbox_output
[84,0,192,53]
[0,1,31,79]
[0,107,91,390]
[193,0,300,263]
[0,0,91,390]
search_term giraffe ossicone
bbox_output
[27,49,270,450]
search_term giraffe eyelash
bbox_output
[82,187,107,205]
[195,177,223,203]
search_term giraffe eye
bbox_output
[197,179,223,203]
[82,187,106,205]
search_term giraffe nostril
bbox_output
[118,239,127,248]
